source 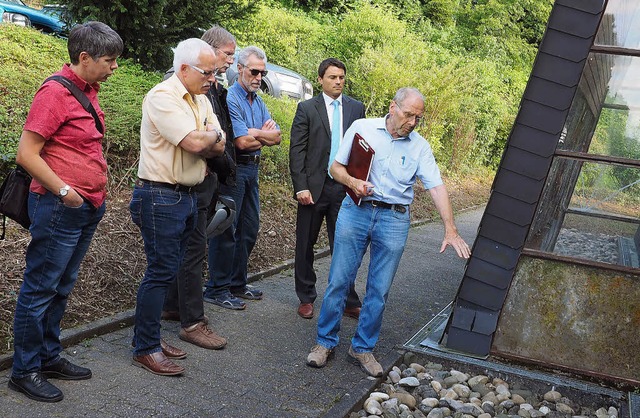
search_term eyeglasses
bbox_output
[245,67,268,77]
[189,64,216,78]
[395,102,423,125]
[216,48,235,60]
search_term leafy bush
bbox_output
[60,0,253,71]
[259,94,298,184]
[0,25,67,173]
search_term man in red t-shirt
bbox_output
[9,22,122,403]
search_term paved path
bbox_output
[0,207,484,417]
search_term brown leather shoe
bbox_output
[132,351,184,376]
[160,339,187,359]
[343,306,361,319]
[179,322,227,350]
[132,338,187,359]
[297,303,314,319]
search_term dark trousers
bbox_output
[163,174,216,328]
[294,177,361,308]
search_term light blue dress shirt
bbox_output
[335,116,443,206]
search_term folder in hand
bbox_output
[345,133,375,205]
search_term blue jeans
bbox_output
[205,162,259,297]
[130,182,197,356]
[12,192,105,377]
[316,197,410,353]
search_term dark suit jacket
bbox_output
[289,93,365,202]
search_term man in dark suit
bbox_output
[289,58,365,319]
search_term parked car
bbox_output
[222,51,313,102]
[0,0,65,35]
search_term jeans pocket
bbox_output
[152,189,182,207]
[129,196,142,227]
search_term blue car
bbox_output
[1,0,65,35]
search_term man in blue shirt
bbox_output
[204,46,281,309]
[306,87,470,377]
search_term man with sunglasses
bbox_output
[160,26,238,350]
[205,46,281,307]
[306,87,471,377]
[130,38,226,376]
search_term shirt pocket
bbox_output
[383,154,419,186]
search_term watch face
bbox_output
[59,185,70,197]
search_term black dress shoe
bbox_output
[41,357,92,380]
[8,372,64,402]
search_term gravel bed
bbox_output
[350,352,624,418]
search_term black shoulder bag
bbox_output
[0,75,103,239]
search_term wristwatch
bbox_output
[214,129,224,143]
[58,184,71,199]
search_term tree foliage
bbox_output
[59,0,253,71]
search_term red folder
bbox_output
[345,133,375,205]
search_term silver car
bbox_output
[221,51,313,102]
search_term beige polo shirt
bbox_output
[137,74,219,186]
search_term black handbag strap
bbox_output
[44,75,104,134]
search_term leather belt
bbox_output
[236,154,260,165]
[136,179,194,193]
[362,200,407,214]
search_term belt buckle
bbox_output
[370,200,379,207]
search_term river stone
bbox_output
[399,377,420,387]
[499,400,515,410]
[543,390,562,402]
[390,392,417,409]
[410,363,427,373]
[518,408,531,418]
[512,394,526,404]
[530,410,546,418]
[425,362,443,371]
[468,375,489,387]
[370,392,391,402]
[555,403,574,414]
[402,368,418,378]
[444,376,460,387]
[452,383,472,399]
[446,399,465,411]
[422,398,440,408]
[389,370,401,384]
[472,384,491,397]
[609,407,619,417]
[427,408,445,418]
[403,352,417,365]
[443,389,459,400]
[414,385,438,400]
[478,414,491,418]
[481,402,495,415]
[539,406,551,414]
[450,370,470,383]
[458,403,484,417]
[492,378,508,388]
[482,392,498,404]
[365,398,383,415]
[496,393,510,402]
[431,380,443,392]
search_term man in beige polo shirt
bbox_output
[129,38,226,376]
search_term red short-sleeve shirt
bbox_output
[24,64,108,207]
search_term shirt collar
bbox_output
[61,63,98,93]
[378,114,413,141]
[322,92,342,107]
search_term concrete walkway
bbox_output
[0,207,484,417]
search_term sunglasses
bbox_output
[189,64,216,78]
[245,67,268,77]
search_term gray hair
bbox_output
[172,38,214,71]
[237,46,267,66]
[201,25,236,49]
[68,21,123,65]
[393,87,424,106]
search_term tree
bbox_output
[61,0,253,71]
